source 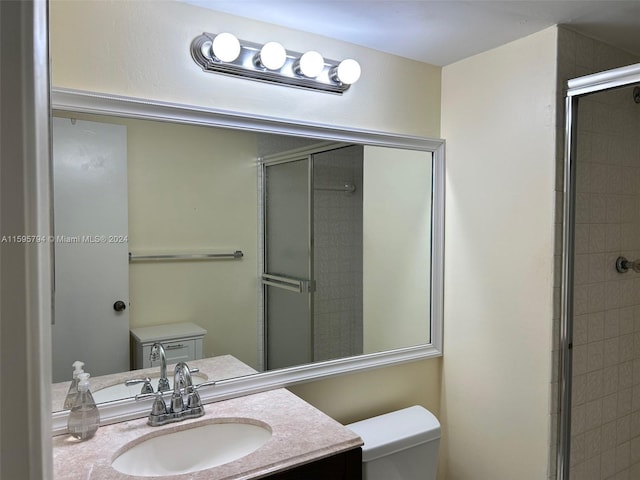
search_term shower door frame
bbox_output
[259,142,351,370]
[558,63,640,480]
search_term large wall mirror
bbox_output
[50,88,444,433]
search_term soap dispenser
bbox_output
[63,361,84,409]
[67,373,100,440]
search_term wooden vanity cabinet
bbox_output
[265,447,362,480]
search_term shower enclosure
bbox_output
[262,144,364,370]
[560,64,640,479]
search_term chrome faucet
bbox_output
[125,342,200,395]
[150,342,170,392]
[123,342,170,395]
[172,362,203,416]
[138,361,205,427]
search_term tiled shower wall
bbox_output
[313,146,364,361]
[554,27,640,480]
[570,82,640,480]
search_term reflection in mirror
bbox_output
[50,95,438,413]
[262,144,432,369]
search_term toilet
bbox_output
[346,406,441,480]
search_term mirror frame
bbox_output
[50,87,445,435]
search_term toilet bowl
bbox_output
[347,405,440,480]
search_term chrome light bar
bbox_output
[190,32,360,94]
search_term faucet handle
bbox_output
[194,379,216,390]
[150,392,168,416]
[125,377,154,394]
[187,388,202,409]
[135,391,170,427]
[157,377,170,392]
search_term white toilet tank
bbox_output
[346,406,441,480]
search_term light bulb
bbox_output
[298,51,325,78]
[335,59,361,85]
[258,42,287,70]
[211,32,241,62]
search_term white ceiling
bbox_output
[181,0,640,66]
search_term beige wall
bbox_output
[362,146,432,352]
[50,0,441,138]
[290,357,442,424]
[49,0,444,446]
[440,27,557,479]
[126,119,259,368]
[54,112,261,369]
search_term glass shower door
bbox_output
[263,158,313,370]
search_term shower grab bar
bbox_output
[129,250,244,262]
[615,256,640,273]
[261,273,313,293]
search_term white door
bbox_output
[51,117,130,383]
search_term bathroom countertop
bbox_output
[52,388,363,480]
[52,355,257,411]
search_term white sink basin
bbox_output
[111,421,272,477]
[92,374,206,404]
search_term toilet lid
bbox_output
[346,406,441,462]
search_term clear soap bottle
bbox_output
[63,360,85,409]
[67,373,100,440]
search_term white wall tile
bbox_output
[603,393,619,423]
[601,447,617,478]
[604,338,621,368]
[605,309,621,339]
[617,416,631,444]
[620,362,634,390]
[589,312,605,343]
[574,373,588,406]
[603,365,620,395]
[615,441,630,471]
[575,314,589,346]
[587,370,605,402]
[602,420,618,451]
[586,399,604,430]
[588,342,605,372]
[618,388,633,417]
[630,436,640,466]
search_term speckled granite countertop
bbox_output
[52,355,257,412]
[52,388,362,480]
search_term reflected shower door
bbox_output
[263,158,313,370]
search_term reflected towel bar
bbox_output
[129,251,243,262]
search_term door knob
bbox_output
[113,300,127,312]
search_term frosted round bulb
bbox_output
[299,51,325,78]
[259,42,287,70]
[211,32,241,62]
[336,59,361,85]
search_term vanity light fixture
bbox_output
[191,32,361,94]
